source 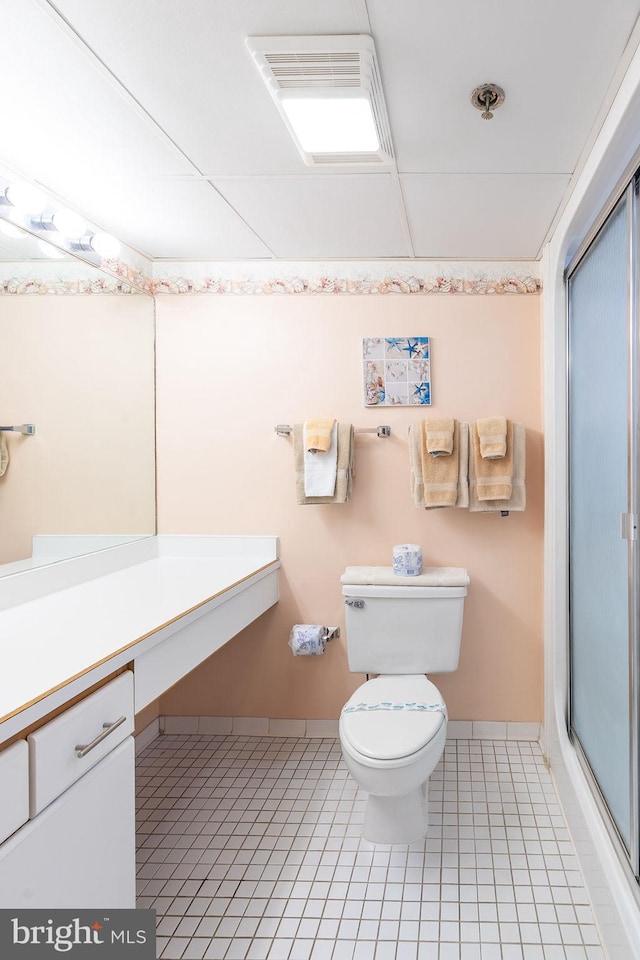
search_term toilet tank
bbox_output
[341,569,468,674]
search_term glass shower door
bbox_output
[568,188,635,859]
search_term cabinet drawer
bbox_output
[28,672,134,817]
[0,740,29,843]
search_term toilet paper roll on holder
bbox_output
[289,624,340,656]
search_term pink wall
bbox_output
[156,293,543,722]
[0,296,156,565]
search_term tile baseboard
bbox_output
[447,719,542,741]
[158,716,542,741]
[135,717,161,753]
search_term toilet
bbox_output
[339,565,469,844]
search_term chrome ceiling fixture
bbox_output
[0,176,121,259]
[471,83,505,119]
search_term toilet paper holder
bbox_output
[322,626,340,642]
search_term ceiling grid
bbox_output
[0,0,638,263]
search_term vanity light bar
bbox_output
[275,424,391,438]
[0,178,120,261]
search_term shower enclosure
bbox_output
[567,175,639,876]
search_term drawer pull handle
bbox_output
[75,716,126,759]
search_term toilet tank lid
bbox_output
[341,566,470,588]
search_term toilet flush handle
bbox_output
[345,599,365,609]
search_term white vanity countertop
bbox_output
[0,536,280,739]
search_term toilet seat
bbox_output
[340,675,445,761]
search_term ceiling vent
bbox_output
[246,35,394,167]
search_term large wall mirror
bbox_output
[0,224,156,574]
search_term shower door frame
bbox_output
[565,174,640,882]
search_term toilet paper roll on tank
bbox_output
[392,543,423,576]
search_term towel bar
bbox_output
[0,424,35,435]
[275,424,390,438]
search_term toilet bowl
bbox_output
[339,674,447,844]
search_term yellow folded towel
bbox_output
[305,417,336,453]
[476,416,507,459]
[469,422,526,512]
[421,420,459,507]
[424,417,455,457]
[410,421,469,508]
[472,420,514,501]
[294,423,354,504]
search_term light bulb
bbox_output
[52,208,86,238]
[5,181,48,214]
[37,239,66,259]
[0,220,28,239]
[89,232,121,258]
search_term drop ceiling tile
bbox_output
[0,0,194,191]
[368,0,640,173]
[60,179,272,260]
[400,173,571,259]
[213,175,410,259]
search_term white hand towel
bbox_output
[303,421,338,496]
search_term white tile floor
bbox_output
[136,735,605,960]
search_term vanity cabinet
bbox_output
[0,740,29,844]
[0,674,135,908]
[0,535,280,908]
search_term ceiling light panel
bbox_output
[246,35,394,167]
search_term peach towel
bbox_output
[472,420,514,501]
[304,417,336,453]
[469,422,526,512]
[424,417,455,457]
[410,421,469,508]
[420,420,458,508]
[476,416,507,459]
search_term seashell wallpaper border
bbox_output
[0,259,541,296]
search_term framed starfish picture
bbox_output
[362,337,431,406]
